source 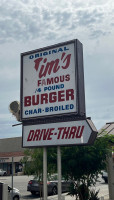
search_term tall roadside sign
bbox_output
[20,39,97,147]
[20,39,97,200]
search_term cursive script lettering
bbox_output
[34,52,71,78]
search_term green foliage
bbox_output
[68,183,99,200]
[77,183,89,200]
[21,148,43,179]
[21,147,57,178]
[61,134,114,199]
[61,135,113,181]
[47,147,57,173]
[89,189,99,200]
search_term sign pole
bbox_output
[57,146,62,200]
[11,157,13,200]
[43,147,47,200]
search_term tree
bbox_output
[61,134,114,200]
[21,148,43,179]
[21,147,57,179]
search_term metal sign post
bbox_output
[12,157,13,200]
[43,147,47,200]
[57,146,62,200]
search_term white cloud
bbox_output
[0,0,113,44]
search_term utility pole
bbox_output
[107,152,114,200]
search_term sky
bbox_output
[0,0,114,139]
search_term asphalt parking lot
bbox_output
[0,175,109,200]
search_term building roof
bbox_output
[0,136,24,153]
[98,122,114,136]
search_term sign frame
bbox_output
[20,39,86,121]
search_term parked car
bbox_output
[8,185,21,200]
[27,174,71,196]
[102,171,108,183]
[0,182,20,200]
[0,169,7,176]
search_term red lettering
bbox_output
[65,74,70,81]
[32,95,39,105]
[49,92,57,103]
[38,80,41,86]
[76,126,84,138]
[27,130,34,141]
[47,128,54,140]
[24,96,31,106]
[38,74,70,87]
[34,57,43,71]
[54,76,59,83]
[41,93,48,104]
[34,53,71,78]
[57,127,64,139]
[68,127,77,139]
[33,129,40,141]
[24,89,74,107]
[38,58,47,78]
[47,77,54,85]
[42,129,50,140]
[62,127,70,139]
[27,126,84,143]
[66,89,74,101]
[58,91,65,102]
[46,59,60,75]
[57,126,84,140]
[39,130,43,140]
[61,53,71,69]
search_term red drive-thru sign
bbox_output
[22,119,97,147]
[20,39,85,120]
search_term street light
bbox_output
[9,101,20,121]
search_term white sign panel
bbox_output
[22,119,97,147]
[21,40,85,120]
